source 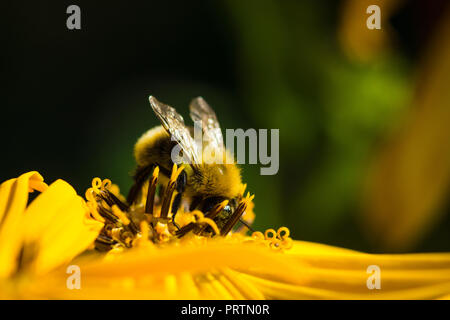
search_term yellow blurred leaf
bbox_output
[362,7,450,251]
[339,0,404,61]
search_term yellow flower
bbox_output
[1,171,450,299]
[0,172,103,298]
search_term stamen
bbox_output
[111,205,130,226]
[170,163,178,182]
[122,232,134,247]
[97,205,119,224]
[255,227,293,251]
[152,165,159,179]
[85,188,106,223]
[90,166,260,251]
[91,177,102,194]
[87,201,105,223]
[97,187,129,212]
[206,200,229,219]
[140,220,150,240]
[251,231,264,240]
[96,234,115,244]
[281,237,293,249]
[85,188,95,202]
[264,229,276,240]
[108,184,121,197]
[160,164,184,218]
[175,221,196,238]
[133,220,154,247]
[196,200,228,235]
[269,239,283,251]
[101,179,112,190]
[191,210,204,221]
[240,183,247,196]
[169,163,185,182]
[277,227,290,240]
[111,228,123,241]
[155,222,171,242]
[110,227,134,248]
[159,189,174,219]
[200,218,220,236]
[193,211,220,236]
[94,236,116,252]
[145,166,159,215]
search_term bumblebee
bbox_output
[127,96,252,235]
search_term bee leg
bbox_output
[127,165,154,205]
[238,218,255,233]
[170,170,187,230]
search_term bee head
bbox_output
[201,196,236,215]
[199,196,238,232]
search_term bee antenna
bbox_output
[239,218,255,233]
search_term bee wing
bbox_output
[149,96,200,164]
[189,97,224,150]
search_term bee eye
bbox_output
[223,205,232,214]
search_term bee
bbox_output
[127,96,253,236]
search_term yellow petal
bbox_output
[32,196,103,274]
[239,272,450,299]
[246,240,450,299]
[22,179,78,241]
[51,239,450,299]
[22,179,103,274]
[0,172,46,278]
[72,241,305,282]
